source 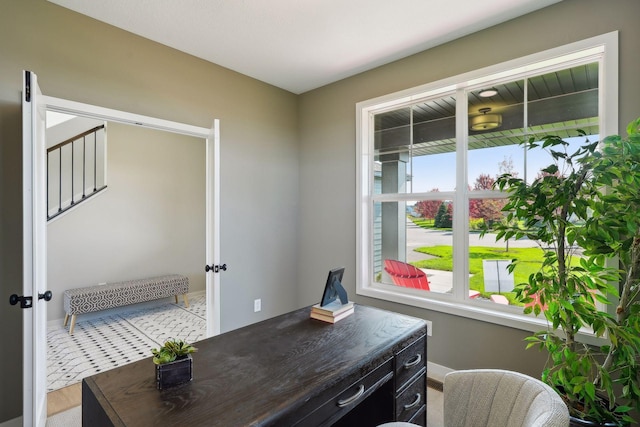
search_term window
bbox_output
[356,32,618,332]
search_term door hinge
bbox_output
[25,71,31,102]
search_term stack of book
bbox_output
[310,300,354,323]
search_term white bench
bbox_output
[63,274,189,334]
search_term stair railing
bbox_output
[47,124,107,221]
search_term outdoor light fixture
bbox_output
[470,107,502,131]
[478,88,498,97]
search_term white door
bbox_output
[21,70,48,427]
[206,120,221,337]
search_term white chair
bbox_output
[443,369,569,427]
[377,423,419,427]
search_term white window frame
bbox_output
[356,31,618,338]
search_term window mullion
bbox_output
[453,88,469,301]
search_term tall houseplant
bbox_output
[491,119,640,426]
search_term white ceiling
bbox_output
[49,0,560,94]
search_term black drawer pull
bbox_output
[337,384,365,408]
[403,354,422,369]
[403,392,422,410]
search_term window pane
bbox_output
[526,63,600,183]
[411,97,456,192]
[373,200,454,295]
[469,197,540,307]
[468,82,525,185]
[373,96,456,194]
[374,107,411,194]
[468,197,518,305]
[527,63,599,136]
[467,63,601,185]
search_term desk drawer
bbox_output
[395,335,426,392]
[408,405,427,427]
[295,358,393,426]
[396,370,426,422]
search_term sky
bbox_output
[406,135,598,194]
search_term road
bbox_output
[405,221,538,263]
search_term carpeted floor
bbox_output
[47,293,206,392]
[46,406,81,427]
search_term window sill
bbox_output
[357,284,604,346]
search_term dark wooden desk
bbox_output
[82,305,427,426]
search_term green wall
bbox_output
[2,0,640,423]
[0,0,299,422]
[297,0,640,376]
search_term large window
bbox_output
[356,33,618,331]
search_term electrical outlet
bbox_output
[426,320,433,336]
[254,299,261,312]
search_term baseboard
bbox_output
[427,361,453,391]
[427,376,444,392]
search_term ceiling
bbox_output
[49,0,560,94]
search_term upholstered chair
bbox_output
[443,369,569,427]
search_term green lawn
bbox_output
[407,216,583,305]
[412,245,566,305]
[411,218,435,228]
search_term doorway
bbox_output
[46,119,206,392]
[22,70,221,426]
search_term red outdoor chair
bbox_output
[383,259,430,291]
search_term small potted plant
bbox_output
[152,338,197,389]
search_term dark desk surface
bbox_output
[82,304,426,426]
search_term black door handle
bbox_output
[205,264,227,273]
[10,291,52,308]
[9,294,32,308]
[39,291,53,301]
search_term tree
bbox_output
[414,189,441,219]
[469,174,504,227]
[473,173,495,190]
[434,202,452,228]
[498,155,518,177]
[474,199,505,227]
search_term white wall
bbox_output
[46,122,206,322]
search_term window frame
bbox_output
[356,31,619,338]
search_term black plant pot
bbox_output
[155,354,193,390]
[569,415,625,427]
